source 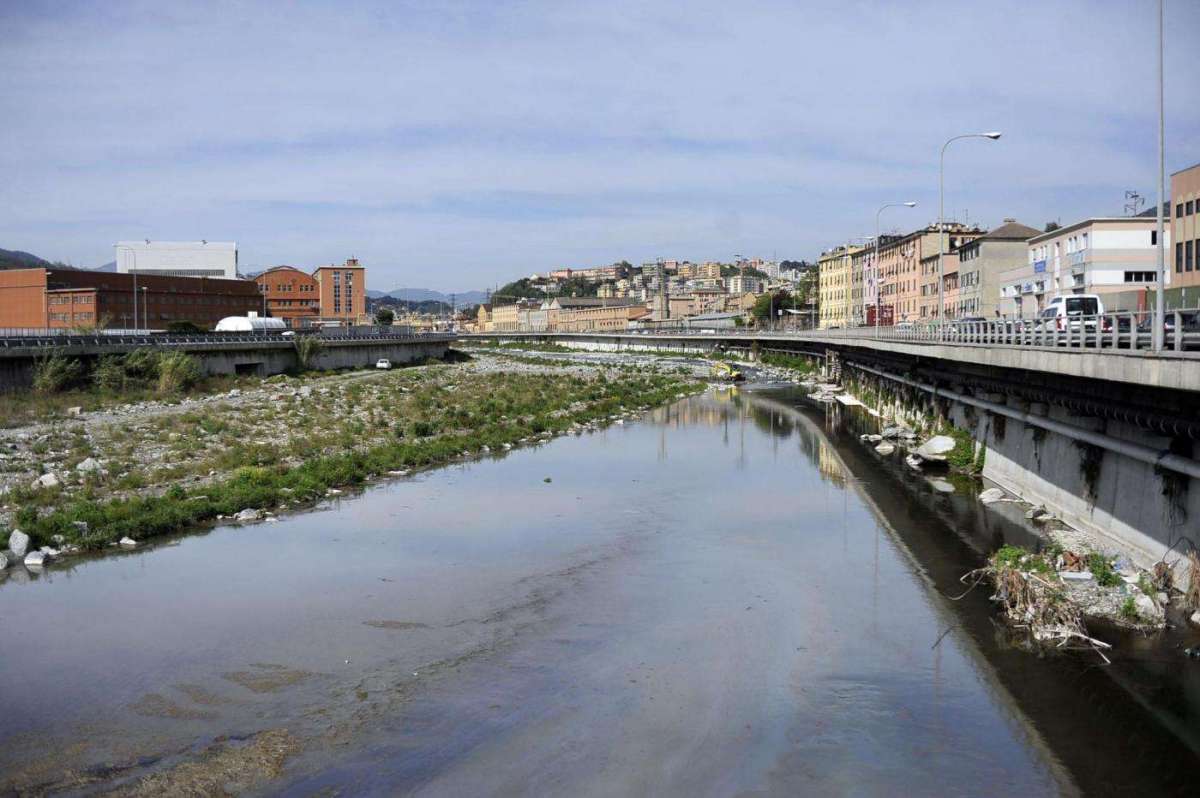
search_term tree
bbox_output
[374,307,395,326]
[752,289,791,323]
[1044,221,1061,233]
[493,278,545,304]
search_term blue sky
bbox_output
[2,0,1197,292]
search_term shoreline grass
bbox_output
[14,370,700,550]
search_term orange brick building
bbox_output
[0,268,262,331]
[255,258,367,328]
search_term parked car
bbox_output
[895,321,914,331]
[375,359,392,370]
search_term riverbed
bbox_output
[1,385,1197,795]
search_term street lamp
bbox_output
[939,132,1001,336]
[1153,0,1165,351]
[116,244,139,332]
[874,201,918,334]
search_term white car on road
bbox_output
[375,359,392,370]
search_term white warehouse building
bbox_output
[114,240,239,280]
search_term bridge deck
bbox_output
[465,331,1200,393]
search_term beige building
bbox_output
[547,297,647,331]
[1173,162,1200,289]
[475,303,493,332]
[1000,217,1170,316]
[817,245,859,329]
[953,219,1039,317]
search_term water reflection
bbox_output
[0,386,1196,795]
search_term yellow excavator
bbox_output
[710,361,744,382]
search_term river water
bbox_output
[1,384,1198,795]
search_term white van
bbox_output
[1037,294,1105,333]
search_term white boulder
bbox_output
[0,552,8,570]
[1135,594,1164,622]
[32,472,61,490]
[8,529,30,558]
[874,442,895,455]
[24,551,46,567]
[234,508,262,522]
[914,435,956,461]
[76,457,104,474]
[978,488,1005,504]
[119,537,138,547]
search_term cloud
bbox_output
[1,0,1196,289]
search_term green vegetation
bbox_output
[32,353,84,394]
[374,307,394,326]
[1087,552,1122,587]
[156,351,202,394]
[992,544,1054,574]
[942,425,982,474]
[758,351,818,374]
[1119,596,1138,621]
[13,369,698,550]
[471,340,574,353]
[294,335,324,369]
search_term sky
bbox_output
[2,0,1198,293]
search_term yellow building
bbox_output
[818,245,860,329]
[476,303,493,332]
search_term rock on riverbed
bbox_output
[914,436,956,461]
[9,529,31,558]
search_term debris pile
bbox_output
[965,544,1176,662]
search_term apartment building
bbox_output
[954,219,1039,317]
[1173,163,1200,289]
[0,267,261,330]
[918,251,958,320]
[1000,218,1170,316]
[726,274,764,295]
[817,245,859,329]
[878,223,982,324]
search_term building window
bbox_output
[1188,200,1195,215]
[1151,230,1158,245]
[1124,271,1156,283]
[1187,241,1194,272]
[1178,203,1185,218]
[1178,242,1185,272]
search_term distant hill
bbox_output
[0,248,51,270]
[368,287,488,307]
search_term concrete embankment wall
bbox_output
[969,406,1198,568]
[844,366,1198,568]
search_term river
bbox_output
[1,384,1197,795]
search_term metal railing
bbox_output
[0,329,456,350]
[465,309,1200,355]
[801,309,1200,353]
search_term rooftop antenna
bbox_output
[1124,190,1145,216]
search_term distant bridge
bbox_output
[0,331,456,389]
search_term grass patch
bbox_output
[13,370,699,549]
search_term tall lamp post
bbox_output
[939,132,1001,337]
[1153,0,1165,351]
[874,201,918,334]
[116,245,139,332]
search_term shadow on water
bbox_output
[746,385,1200,796]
